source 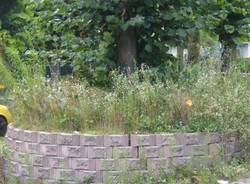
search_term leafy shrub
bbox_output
[10,66,250,133]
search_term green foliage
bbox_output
[202,0,250,46]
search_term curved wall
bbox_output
[4,125,241,184]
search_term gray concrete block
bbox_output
[131,134,156,146]
[113,147,138,158]
[156,133,176,146]
[88,147,112,159]
[57,133,80,145]
[40,144,59,156]
[70,158,95,170]
[60,146,87,158]
[81,135,104,146]
[104,135,129,146]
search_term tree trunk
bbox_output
[231,45,237,62]
[177,47,184,70]
[118,29,137,74]
[221,45,232,73]
[187,32,200,65]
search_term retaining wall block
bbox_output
[38,132,57,144]
[70,158,95,170]
[88,147,112,159]
[57,133,80,146]
[188,144,208,156]
[19,164,32,176]
[33,167,51,179]
[104,135,129,146]
[53,169,75,181]
[14,140,25,152]
[60,146,87,158]
[185,133,206,145]
[209,133,222,144]
[156,133,176,146]
[131,134,156,146]
[48,157,69,168]
[96,159,120,171]
[113,147,138,158]
[80,134,104,146]
[192,156,212,168]
[32,155,48,167]
[25,142,40,154]
[139,146,161,158]
[167,145,187,157]
[147,158,169,170]
[22,130,38,142]
[209,143,223,157]
[171,157,192,166]
[40,144,59,156]
[120,159,147,170]
[14,152,30,164]
[75,170,100,183]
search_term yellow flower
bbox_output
[0,84,5,90]
[186,99,193,107]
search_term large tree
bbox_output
[80,0,195,72]
[202,0,250,72]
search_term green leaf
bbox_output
[145,44,152,52]
[224,25,235,34]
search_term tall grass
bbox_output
[10,65,250,133]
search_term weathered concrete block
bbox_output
[113,147,138,158]
[131,134,155,146]
[33,167,51,179]
[14,140,25,152]
[188,145,208,156]
[38,132,57,144]
[104,135,129,146]
[57,133,80,145]
[40,144,59,156]
[96,159,120,171]
[25,142,40,154]
[5,137,14,148]
[224,142,239,154]
[174,134,187,145]
[209,133,222,144]
[48,157,68,168]
[185,133,205,145]
[11,128,23,140]
[32,155,48,167]
[75,170,99,183]
[22,130,38,143]
[192,156,212,168]
[80,135,104,146]
[139,146,160,158]
[121,159,147,170]
[53,169,75,181]
[171,157,192,166]
[156,134,176,146]
[20,165,32,176]
[168,145,186,157]
[147,158,169,170]
[70,158,95,170]
[60,146,87,158]
[88,147,112,159]
[209,143,222,157]
[14,152,30,164]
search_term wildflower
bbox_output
[186,99,193,107]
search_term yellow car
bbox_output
[0,105,13,136]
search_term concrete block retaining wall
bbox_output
[3,125,241,184]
